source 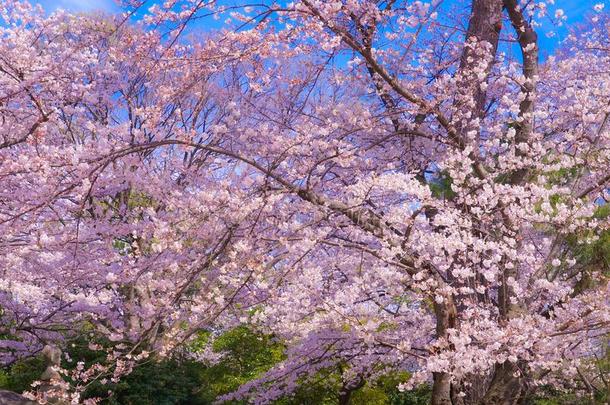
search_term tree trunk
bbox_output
[338,390,352,405]
[432,372,453,405]
[453,0,503,148]
[431,295,459,405]
[431,1,504,403]
[338,373,365,405]
[480,362,528,405]
[481,2,540,404]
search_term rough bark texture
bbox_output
[481,2,540,404]
[431,0,502,401]
[456,0,503,124]
[481,362,528,405]
[504,0,539,186]
[38,345,69,405]
[431,1,504,403]
[0,390,37,405]
[432,296,459,405]
[432,372,453,405]
[338,376,365,405]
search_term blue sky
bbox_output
[33,0,606,57]
[534,0,605,58]
[35,0,118,13]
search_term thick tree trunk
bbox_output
[453,0,503,145]
[0,390,37,405]
[431,295,459,405]
[431,1,503,403]
[338,376,365,405]
[338,390,352,405]
[480,362,528,405]
[504,0,539,186]
[432,372,453,405]
[481,2,540,404]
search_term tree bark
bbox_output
[481,362,528,405]
[456,0,503,123]
[431,1,502,402]
[483,2,539,403]
[431,295,459,405]
[338,376,364,405]
[504,0,539,186]
[453,0,503,143]
[432,372,453,405]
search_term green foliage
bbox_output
[531,386,607,405]
[60,334,204,405]
[0,329,434,405]
[0,325,598,404]
[275,368,341,405]
[0,326,286,404]
[93,360,206,405]
[388,384,432,405]
[351,384,388,405]
[565,204,610,283]
[370,372,431,405]
[532,193,567,217]
[195,326,285,404]
[16,327,606,405]
[544,166,581,187]
[429,171,456,200]
[0,356,45,393]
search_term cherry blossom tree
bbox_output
[0,0,609,403]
